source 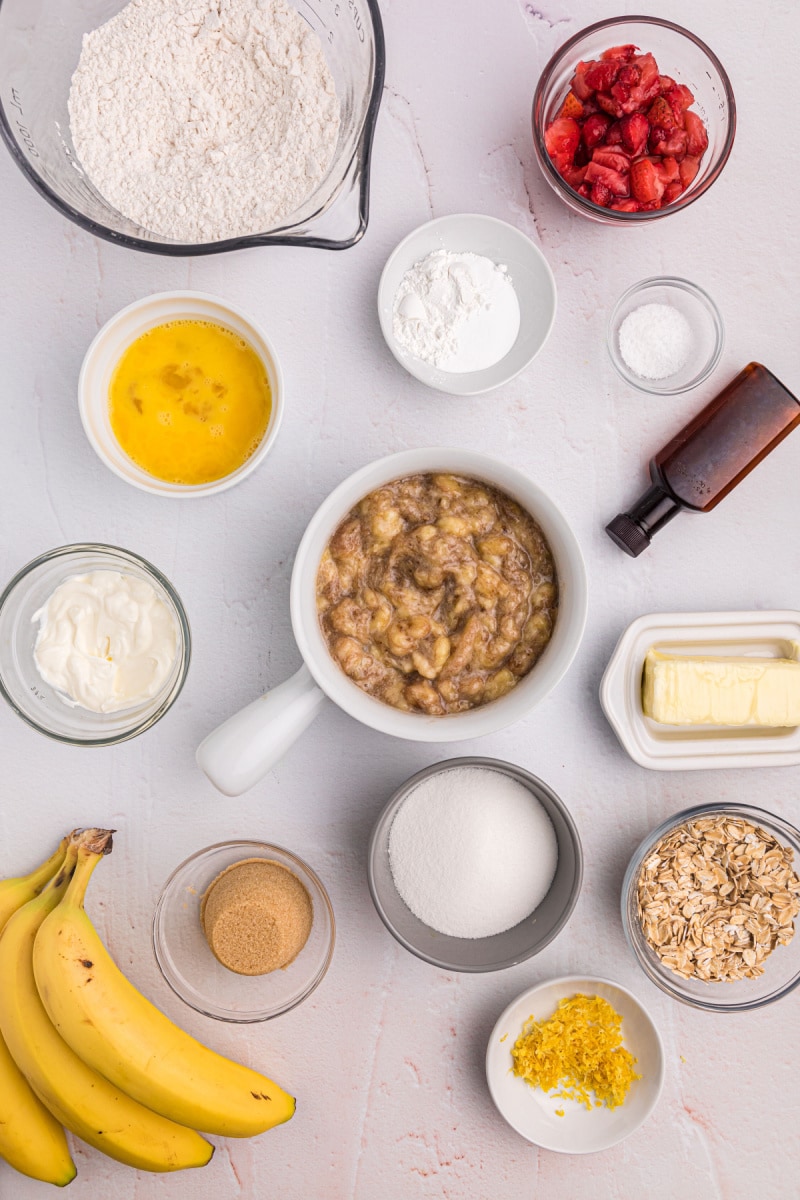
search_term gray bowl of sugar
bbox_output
[367,757,583,973]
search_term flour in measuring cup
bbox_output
[68,0,341,243]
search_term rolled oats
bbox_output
[636,816,800,983]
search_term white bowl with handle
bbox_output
[196,448,587,795]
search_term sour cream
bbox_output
[33,571,178,713]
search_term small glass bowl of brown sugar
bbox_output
[153,841,335,1022]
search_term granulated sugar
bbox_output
[388,767,558,939]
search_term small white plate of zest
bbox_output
[486,976,664,1154]
[600,610,800,771]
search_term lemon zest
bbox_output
[511,994,640,1111]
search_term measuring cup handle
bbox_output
[196,665,327,796]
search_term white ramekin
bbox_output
[197,448,588,795]
[78,291,284,498]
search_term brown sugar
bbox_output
[200,858,313,976]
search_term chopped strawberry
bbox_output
[590,180,613,207]
[584,160,629,196]
[632,53,660,100]
[649,127,688,158]
[581,113,612,149]
[679,154,701,187]
[595,91,624,118]
[584,59,621,92]
[610,198,641,211]
[618,64,642,86]
[684,110,709,156]
[655,155,680,184]
[571,61,594,101]
[663,86,688,124]
[630,156,664,202]
[601,43,638,62]
[561,91,584,119]
[611,81,631,106]
[618,111,649,155]
[648,96,676,129]
[591,146,631,174]
[543,42,709,214]
[676,83,695,109]
[545,116,581,161]
[561,164,587,188]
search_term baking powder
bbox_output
[68,0,341,243]
[392,249,521,373]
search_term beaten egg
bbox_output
[109,320,272,485]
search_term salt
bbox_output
[387,766,558,939]
[618,302,694,380]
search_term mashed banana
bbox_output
[315,473,558,714]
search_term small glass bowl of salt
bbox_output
[607,277,724,396]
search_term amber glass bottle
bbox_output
[606,363,800,557]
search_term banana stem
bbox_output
[60,830,114,910]
[70,828,115,858]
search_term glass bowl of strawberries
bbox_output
[532,17,736,223]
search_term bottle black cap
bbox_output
[605,483,683,556]
[605,513,651,557]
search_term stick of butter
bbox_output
[642,649,800,727]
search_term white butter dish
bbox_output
[600,611,800,771]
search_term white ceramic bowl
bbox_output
[600,610,800,771]
[377,214,557,396]
[197,448,587,795]
[486,975,664,1154]
[79,291,284,498]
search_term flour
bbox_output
[68,0,341,243]
[392,249,521,373]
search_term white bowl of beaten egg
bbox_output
[197,448,588,795]
[79,292,284,497]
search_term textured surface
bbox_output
[69,0,340,241]
[1,0,799,1196]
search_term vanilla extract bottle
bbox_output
[606,363,800,556]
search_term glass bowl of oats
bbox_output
[622,804,800,1012]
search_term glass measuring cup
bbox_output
[0,0,385,254]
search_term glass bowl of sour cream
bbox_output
[0,544,190,745]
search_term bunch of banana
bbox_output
[0,837,76,1187]
[0,829,295,1187]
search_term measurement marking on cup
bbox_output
[347,0,365,42]
[8,88,40,157]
